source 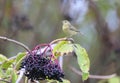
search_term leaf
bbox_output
[53,41,69,53]
[73,44,90,80]
[82,72,89,81]
[6,68,13,75]
[0,54,8,62]
[0,68,17,83]
[15,54,26,70]
[62,79,70,83]
[0,67,13,80]
[15,52,26,70]
[56,79,70,83]
[58,43,73,53]
[0,67,4,78]
[108,77,120,83]
[53,41,73,57]
[12,70,18,83]
[47,79,56,83]
[15,52,26,63]
[1,59,15,69]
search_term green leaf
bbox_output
[12,70,18,83]
[56,79,70,83]
[108,77,120,83]
[73,44,90,80]
[15,52,26,63]
[15,52,26,70]
[0,67,13,80]
[1,59,15,69]
[82,72,89,81]
[0,54,8,62]
[6,68,13,75]
[62,79,70,83]
[53,41,69,53]
[0,67,4,78]
[47,79,56,83]
[15,54,26,70]
[53,41,73,57]
[57,44,73,54]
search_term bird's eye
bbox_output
[64,20,67,23]
[62,20,68,24]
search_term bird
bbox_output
[62,20,83,37]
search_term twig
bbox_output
[34,80,40,83]
[0,36,30,52]
[16,68,25,83]
[50,37,74,44]
[0,37,69,83]
[59,56,63,69]
[70,66,117,79]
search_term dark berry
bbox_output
[20,47,64,82]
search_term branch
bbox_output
[50,37,74,44]
[16,68,25,83]
[70,66,117,79]
[0,37,70,83]
[59,56,63,69]
[0,36,30,52]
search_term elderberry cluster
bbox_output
[20,50,64,82]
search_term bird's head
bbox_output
[62,20,70,25]
[62,20,71,30]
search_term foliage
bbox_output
[0,0,120,83]
[0,52,26,83]
[108,77,120,83]
[53,40,90,81]
[0,38,90,82]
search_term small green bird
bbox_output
[62,20,83,37]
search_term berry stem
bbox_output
[50,37,74,44]
[48,44,59,64]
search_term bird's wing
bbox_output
[69,26,80,32]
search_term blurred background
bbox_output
[0,0,120,83]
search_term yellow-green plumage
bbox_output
[62,20,79,37]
